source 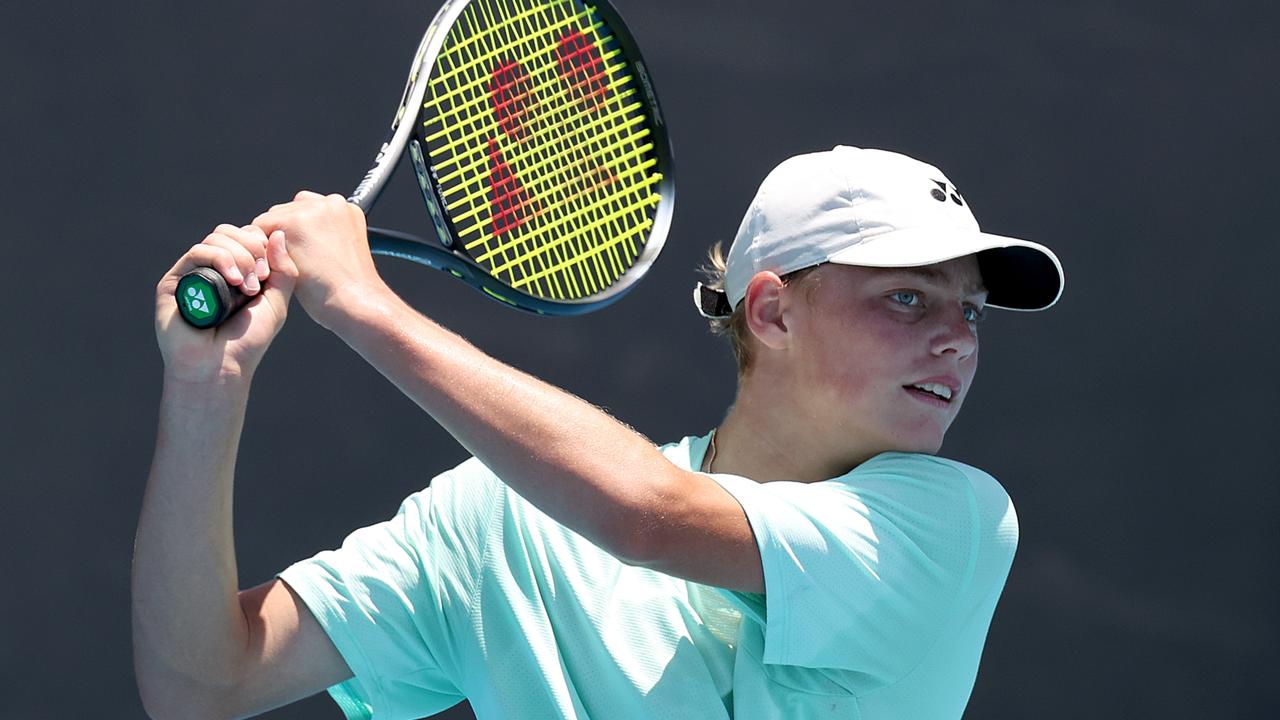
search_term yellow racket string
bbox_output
[472,0,565,296]
[502,0,644,288]
[421,42,626,161]
[476,148,658,265]
[427,66,637,189]
[417,0,661,300]
[446,111,649,227]
[467,0,625,290]
[421,17,617,146]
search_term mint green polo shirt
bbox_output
[278,433,1018,719]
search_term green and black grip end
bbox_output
[176,267,252,329]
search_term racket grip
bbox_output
[175,267,254,329]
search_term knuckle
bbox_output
[203,234,230,251]
[224,239,252,257]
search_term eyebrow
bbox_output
[887,267,988,297]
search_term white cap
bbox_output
[696,146,1064,317]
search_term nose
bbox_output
[931,306,978,359]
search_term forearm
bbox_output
[132,378,253,710]
[324,289,678,560]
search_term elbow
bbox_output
[138,691,233,720]
[132,599,253,719]
[607,473,685,569]
[589,498,650,567]
[135,663,237,720]
[610,524,658,568]
[138,690,212,720]
[138,687,223,720]
[137,693,189,720]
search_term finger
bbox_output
[215,223,271,284]
[294,190,324,202]
[267,230,298,278]
[158,243,246,301]
[239,224,271,283]
[252,207,289,235]
[258,230,298,320]
[202,234,261,294]
[213,223,268,261]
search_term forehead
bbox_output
[891,258,987,294]
[821,256,987,295]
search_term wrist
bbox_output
[318,281,403,335]
[161,373,253,410]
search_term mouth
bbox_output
[903,380,957,408]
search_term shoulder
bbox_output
[830,452,1018,553]
[845,453,1013,513]
[850,452,1019,562]
[712,453,1015,675]
[853,452,998,486]
[656,434,707,471]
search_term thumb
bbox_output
[260,230,299,318]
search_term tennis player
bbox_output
[134,145,1063,719]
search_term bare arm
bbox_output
[132,379,252,717]
[133,226,349,719]
[252,193,765,593]
[320,285,765,593]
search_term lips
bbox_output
[905,386,952,408]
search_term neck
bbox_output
[709,372,882,483]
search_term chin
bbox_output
[879,426,946,456]
[898,437,944,456]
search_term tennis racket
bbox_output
[176,0,673,329]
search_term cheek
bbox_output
[802,318,910,402]
[954,345,980,405]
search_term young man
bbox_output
[133,145,1063,719]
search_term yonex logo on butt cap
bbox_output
[185,286,213,319]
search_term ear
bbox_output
[742,272,790,351]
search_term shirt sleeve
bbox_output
[707,453,983,686]
[278,459,502,720]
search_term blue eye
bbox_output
[964,305,986,324]
[892,291,920,306]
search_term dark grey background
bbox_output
[2,0,1276,717]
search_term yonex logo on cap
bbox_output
[931,180,965,207]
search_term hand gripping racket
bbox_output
[176,0,673,328]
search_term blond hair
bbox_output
[700,242,820,376]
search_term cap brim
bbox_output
[825,228,1064,311]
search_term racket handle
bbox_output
[175,267,254,329]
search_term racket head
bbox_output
[371,0,674,315]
